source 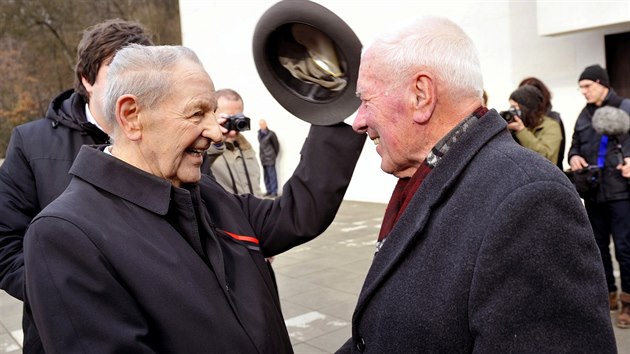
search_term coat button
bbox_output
[356,337,366,352]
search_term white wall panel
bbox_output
[179,0,630,203]
[537,0,630,36]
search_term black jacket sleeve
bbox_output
[271,131,280,156]
[0,128,39,299]
[252,123,365,255]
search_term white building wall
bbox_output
[537,0,630,35]
[179,0,630,203]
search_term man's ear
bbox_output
[81,76,93,98]
[412,72,437,124]
[116,95,142,141]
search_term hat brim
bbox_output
[253,0,362,126]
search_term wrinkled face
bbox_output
[82,58,111,131]
[140,60,221,187]
[353,53,419,178]
[579,79,608,105]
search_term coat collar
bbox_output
[353,109,509,317]
[69,145,173,215]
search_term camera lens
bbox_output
[235,119,248,130]
[499,110,513,122]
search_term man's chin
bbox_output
[178,169,202,186]
[381,163,395,176]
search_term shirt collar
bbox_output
[70,145,174,215]
[85,103,106,133]
[426,106,487,168]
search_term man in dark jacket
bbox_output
[337,17,616,353]
[569,63,630,328]
[258,119,280,197]
[23,44,365,353]
[0,19,153,352]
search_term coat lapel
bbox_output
[353,111,508,319]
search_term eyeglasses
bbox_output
[578,80,599,91]
[578,83,593,90]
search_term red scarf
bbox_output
[378,160,432,241]
[377,106,487,242]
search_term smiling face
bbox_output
[353,53,423,178]
[137,60,221,187]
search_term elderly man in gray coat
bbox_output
[337,16,617,353]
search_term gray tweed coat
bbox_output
[339,110,616,353]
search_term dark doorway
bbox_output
[605,31,630,98]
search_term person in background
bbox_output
[337,16,616,353]
[24,44,365,353]
[506,84,563,165]
[569,64,630,328]
[0,19,153,352]
[258,119,280,197]
[519,77,566,169]
[202,88,263,196]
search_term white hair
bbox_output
[366,16,483,100]
[103,44,204,132]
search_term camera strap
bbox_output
[221,154,239,194]
[233,141,254,195]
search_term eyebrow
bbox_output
[187,98,215,112]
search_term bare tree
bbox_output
[0,0,182,157]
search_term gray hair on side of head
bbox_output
[103,44,203,132]
[369,16,484,100]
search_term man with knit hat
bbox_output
[569,63,630,328]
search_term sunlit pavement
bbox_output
[1,200,628,353]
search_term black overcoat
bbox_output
[24,124,365,354]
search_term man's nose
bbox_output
[201,113,224,143]
[352,107,368,134]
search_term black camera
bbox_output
[223,113,251,131]
[499,107,522,122]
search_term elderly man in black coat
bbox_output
[23,44,365,353]
[337,16,617,353]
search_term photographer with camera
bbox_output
[202,88,263,196]
[503,84,563,165]
[519,77,566,169]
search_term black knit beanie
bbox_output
[578,64,610,87]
